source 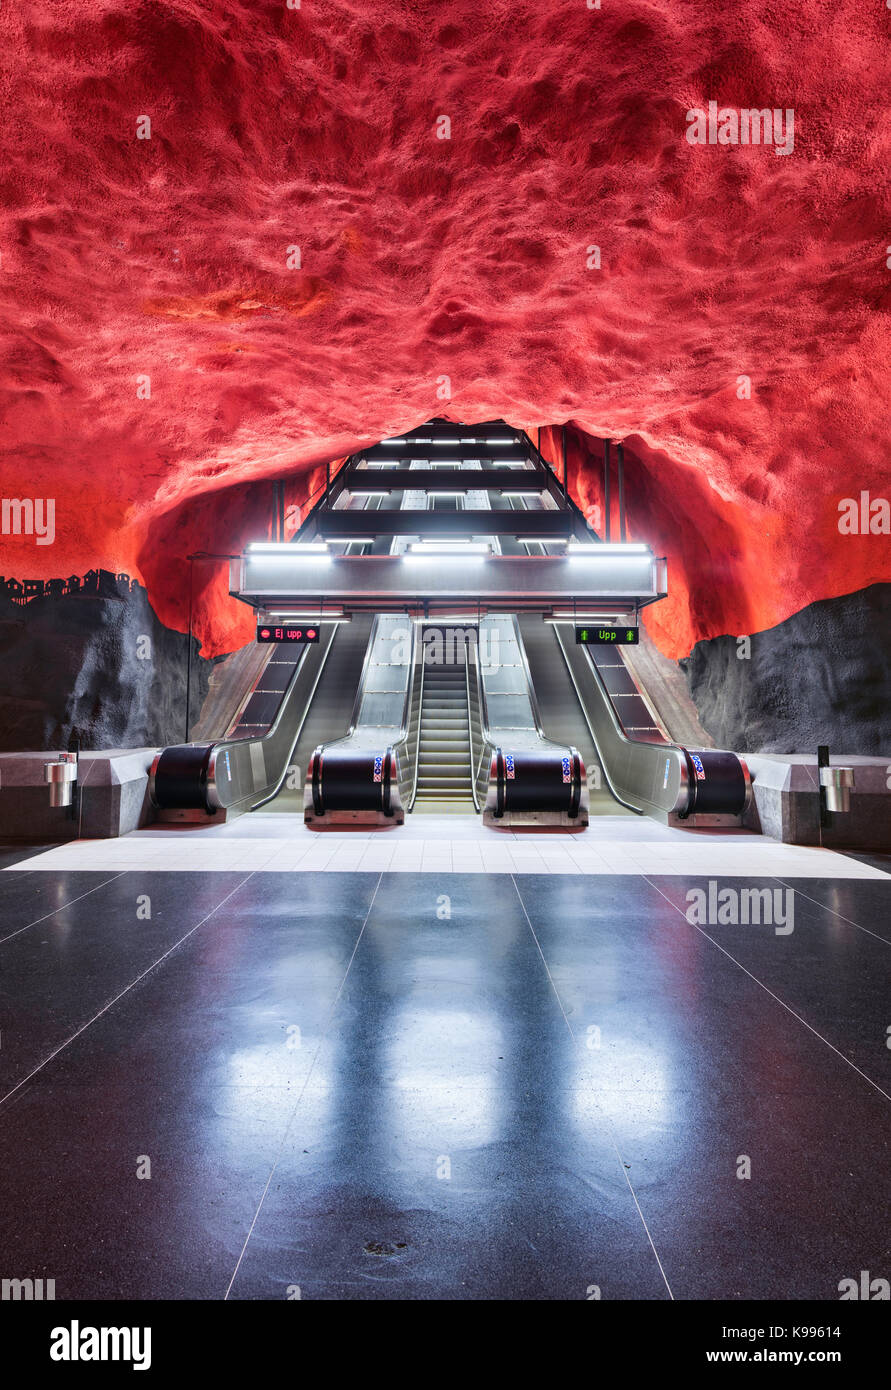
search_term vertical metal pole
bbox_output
[603,440,611,542]
[818,744,829,831]
[185,556,194,743]
[66,729,79,822]
[561,425,568,502]
[326,459,331,508]
[617,441,626,542]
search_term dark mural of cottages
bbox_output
[0,569,137,604]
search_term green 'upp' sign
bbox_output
[575,627,639,645]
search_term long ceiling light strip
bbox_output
[405,541,492,558]
[379,438,516,446]
[248,541,329,556]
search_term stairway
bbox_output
[414,649,475,810]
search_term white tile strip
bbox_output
[6,813,888,880]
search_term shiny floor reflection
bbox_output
[0,868,888,1299]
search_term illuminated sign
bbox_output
[257,625,320,644]
[576,626,639,645]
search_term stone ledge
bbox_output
[745,754,891,849]
[0,749,159,841]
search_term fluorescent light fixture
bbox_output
[345,490,388,497]
[408,540,490,550]
[266,613,350,623]
[545,614,636,624]
[411,615,482,624]
[567,541,651,555]
[266,607,344,616]
[405,541,491,558]
[376,435,516,447]
[247,541,329,555]
[325,536,376,544]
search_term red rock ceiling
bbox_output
[1,0,890,658]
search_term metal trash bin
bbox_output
[45,753,78,808]
[820,764,855,814]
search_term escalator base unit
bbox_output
[484,746,588,825]
[681,749,751,818]
[304,746,404,825]
[150,744,216,813]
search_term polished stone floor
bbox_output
[0,846,888,1300]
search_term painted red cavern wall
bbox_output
[1,0,890,659]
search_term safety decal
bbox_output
[505,754,515,780]
[373,754,383,783]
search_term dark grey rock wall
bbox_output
[680,583,891,755]
[0,584,217,752]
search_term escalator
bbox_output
[152,605,749,829]
[150,615,373,817]
[517,614,750,822]
[303,615,418,824]
[516,614,627,817]
[264,615,376,813]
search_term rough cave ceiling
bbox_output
[1,0,890,657]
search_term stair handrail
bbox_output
[407,637,426,812]
[470,623,494,809]
[464,634,482,813]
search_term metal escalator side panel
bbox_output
[247,624,345,810]
[551,624,690,818]
[583,637,692,817]
[555,626,749,821]
[285,612,377,780]
[474,618,589,823]
[464,632,482,813]
[208,628,338,810]
[304,614,416,822]
[151,629,340,813]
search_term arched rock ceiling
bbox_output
[1,0,890,656]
